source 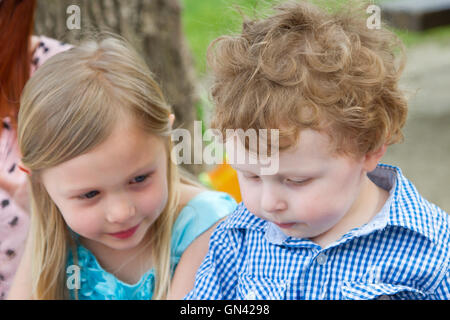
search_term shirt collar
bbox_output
[225,164,445,247]
[382,164,448,244]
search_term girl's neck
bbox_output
[80,233,154,285]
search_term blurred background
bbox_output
[33,0,450,212]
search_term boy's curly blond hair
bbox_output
[209,0,408,157]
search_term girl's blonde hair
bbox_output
[18,35,180,299]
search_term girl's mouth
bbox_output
[108,224,140,239]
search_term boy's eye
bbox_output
[79,190,99,200]
[130,174,150,184]
[286,178,310,185]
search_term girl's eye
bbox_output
[130,174,150,184]
[245,175,260,180]
[79,190,99,200]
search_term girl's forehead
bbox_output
[41,124,167,190]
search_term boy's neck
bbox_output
[310,174,389,248]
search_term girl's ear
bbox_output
[169,113,175,127]
[363,144,387,173]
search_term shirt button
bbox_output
[245,291,256,300]
[316,253,327,265]
[378,295,391,300]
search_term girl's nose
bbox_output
[106,193,136,224]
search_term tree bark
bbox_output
[34,0,200,174]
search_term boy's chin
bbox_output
[275,224,324,241]
[274,224,305,239]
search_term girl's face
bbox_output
[41,118,169,252]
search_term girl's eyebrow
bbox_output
[65,186,99,197]
[126,161,156,180]
[65,161,157,196]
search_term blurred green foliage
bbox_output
[181,0,278,76]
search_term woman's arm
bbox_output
[7,232,33,299]
[167,218,225,299]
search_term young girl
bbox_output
[7,36,237,300]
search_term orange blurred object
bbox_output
[199,163,242,203]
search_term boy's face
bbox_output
[230,129,368,240]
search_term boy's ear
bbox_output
[363,144,387,173]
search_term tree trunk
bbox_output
[34,0,201,174]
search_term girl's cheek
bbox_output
[61,205,101,237]
[139,179,168,219]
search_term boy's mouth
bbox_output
[273,222,296,229]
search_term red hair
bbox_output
[0,0,36,130]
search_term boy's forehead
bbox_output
[226,128,334,174]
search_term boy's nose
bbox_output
[106,193,136,224]
[260,185,287,214]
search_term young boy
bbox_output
[185,0,449,300]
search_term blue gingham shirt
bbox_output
[185,164,449,300]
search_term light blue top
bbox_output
[66,190,237,300]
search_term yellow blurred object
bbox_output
[199,163,242,203]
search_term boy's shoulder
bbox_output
[382,164,449,247]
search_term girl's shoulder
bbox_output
[176,186,238,229]
[171,189,238,262]
[30,35,73,75]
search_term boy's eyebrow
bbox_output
[233,165,300,177]
[230,164,258,174]
[233,162,321,178]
